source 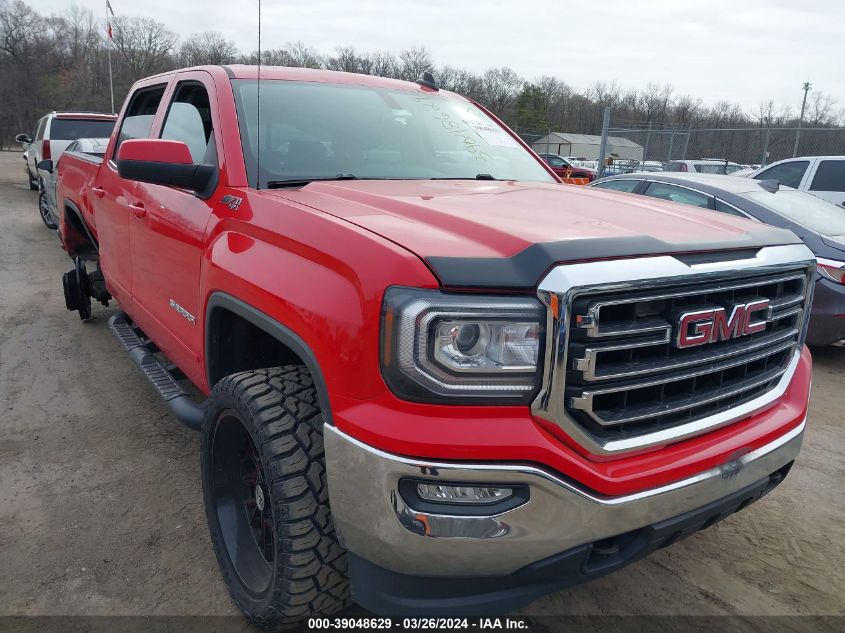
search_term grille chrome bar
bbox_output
[530,244,816,456]
[575,325,800,382]
[570,338,796,426]
[576,272,807,339]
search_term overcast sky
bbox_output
[33,0,845,113]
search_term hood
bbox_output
[821,235,845,257]
[271,180,801,288]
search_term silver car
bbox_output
[37,138,110,231]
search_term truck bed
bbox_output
[56,151,104,256]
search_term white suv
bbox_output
[15,112,116,227]
[747,156,845,208]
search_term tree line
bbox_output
[2,0,842,153]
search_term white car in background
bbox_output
[746,156,845,208]
[666,159,744,174]
[15,112,116,228]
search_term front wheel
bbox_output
[38,187,57,229]
[201,366,351,629]
[29,173,38,190]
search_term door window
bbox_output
[592,179,640,193]
[644,182,711,208]
[34,118,47,141]
[160,81,215,164]
[810,160,845,192]
[113,84,167,157]
[754,161,809,189]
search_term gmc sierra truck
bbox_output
[55,65,815,627]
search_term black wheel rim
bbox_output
[210,412,275,596]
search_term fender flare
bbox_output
[205,292,334,424]
[62,197,99,257]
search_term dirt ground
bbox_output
[0,150,843,626]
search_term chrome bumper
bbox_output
[324,421,804,577]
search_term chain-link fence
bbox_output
[608,125,845,167]
[515,119,845,177]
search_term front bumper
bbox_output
[325,421,803,610]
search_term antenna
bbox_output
[256,0,262,188]
[416,71,439,91]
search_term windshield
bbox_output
[231,79,555,186]
[745,190,845,235]
[50,118,115,141]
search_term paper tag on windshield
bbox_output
[463,119,520,148]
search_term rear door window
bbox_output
[754,160,809,189]
[714,198,752,219]
[34,117,47,141]
[113,84,168,157]
[160,81,215,164]
[810,160,845,192]
[592,179,640,193]
[49,119,116,141]
[644,182,712,208]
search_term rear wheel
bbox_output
[201,366,351,629]
[38,186,57,229]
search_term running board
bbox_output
[108,312,204,430]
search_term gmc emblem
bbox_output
[676,300,770,348]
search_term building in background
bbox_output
[532,133,644,161]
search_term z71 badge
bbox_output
[220,194,243,211]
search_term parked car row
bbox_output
[15,111,116,228]
[590,172,845,345]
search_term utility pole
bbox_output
[596,106,610,178]
[792,81,811,158]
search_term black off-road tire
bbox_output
[201,366,351,629]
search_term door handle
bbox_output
[129,202,147,219]
[91,186,105,199]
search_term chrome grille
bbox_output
[566,270,808,439]
[530,245,816,455]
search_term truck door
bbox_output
[128,73,221,379]
[806,158,845,208]
[94,83,168,304]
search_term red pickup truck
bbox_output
[55,65,815,626]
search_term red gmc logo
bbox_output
[676,300,771,348]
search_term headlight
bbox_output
[380,287,545,403]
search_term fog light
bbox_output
[416,483,513,504]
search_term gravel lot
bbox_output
[0,150,842,628]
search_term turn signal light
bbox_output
[817,258,845,284]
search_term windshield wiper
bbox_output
[265,174,358,189]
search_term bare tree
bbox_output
[398,46,432,81]
[111,15,176,77]
[178,30,237,66]
[479,66,522,117]
[807,91,838,126]
[0,0,43,60]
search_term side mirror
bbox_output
[116,139,215,193]
[15,133,32,145]
[37,159,53,173]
